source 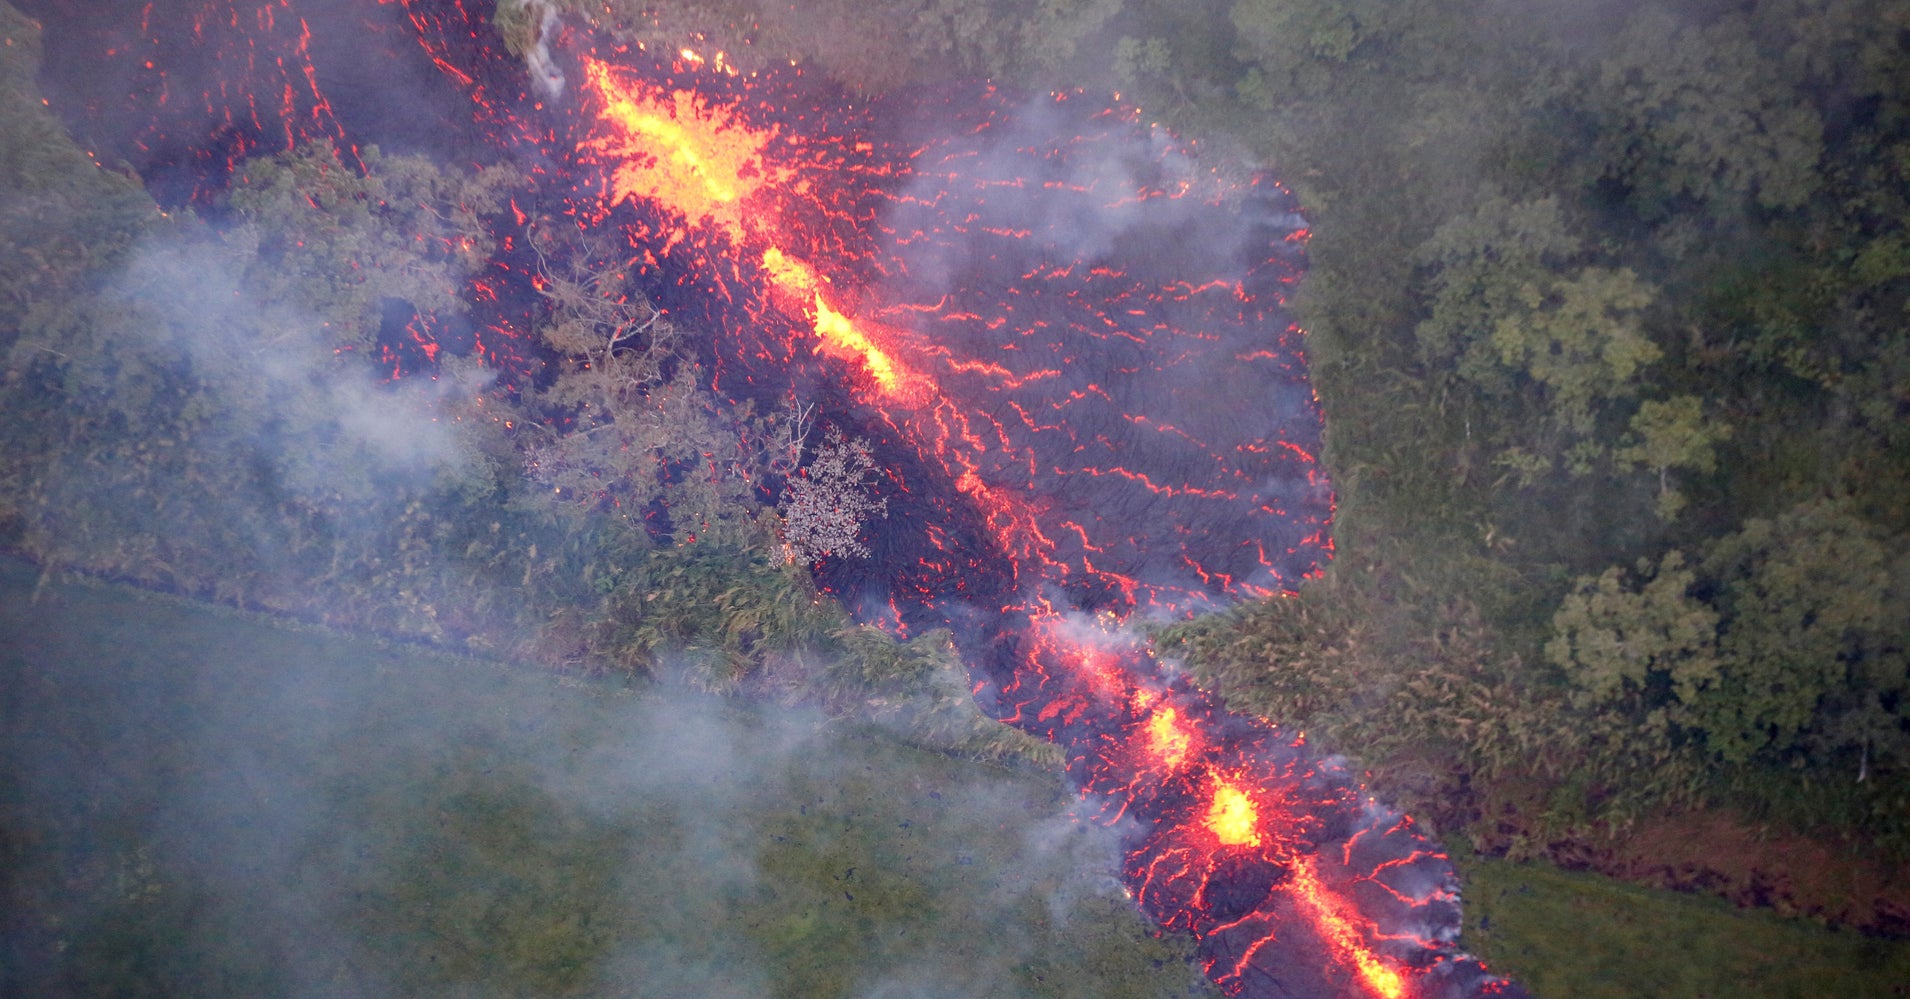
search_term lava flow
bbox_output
[555,46,1526,999]
[24,2,1529,995]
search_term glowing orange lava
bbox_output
[1288,854,1409,998]
[1205,778,1262,848]
[760,248,912,395]
[581,60,917,398]
[815,299,906,391]
[59,0,1514,991]
[1144,705,1195,770]
[521,40,1506,998]
[759,245,822,295]
[581,56,783,242]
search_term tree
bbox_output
[225,143,512,351]
[586,0,1119,91]
[1555,501,1910,777]
[778,425,887,563]
[1112,36,1173,88]
[1414,194,1661,480]
[0,6,156,346]
[528,222,681,395]
[1230,0,1407,93]
[1487,266,1659,438]
[1588,6,1824,214]
[1614,395,1731,521]
[1695,499,1909,771]
[1547,551,1722,716]
[1415,194,1582,389]
[522,220,771,548]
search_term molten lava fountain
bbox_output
[26,2,1530,995]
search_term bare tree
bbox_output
[778,425,887,562]
[767,397,816,477]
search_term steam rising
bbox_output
[111,234,486,488]
[508,0,568,101]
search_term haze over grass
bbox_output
[0,558,1212,999]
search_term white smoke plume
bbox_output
[507,0,568,101]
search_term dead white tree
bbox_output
[778,425,887,562]
[768,397,815,477]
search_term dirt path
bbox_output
[1471,802,1910,937]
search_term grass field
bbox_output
[0,559,1211,998]
[1457,853,1910,997]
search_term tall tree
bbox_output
[1696,499,1909,770]
[1414,194,1660,480]
[1588,5,1824,215]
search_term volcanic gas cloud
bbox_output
[27,1,1530,995]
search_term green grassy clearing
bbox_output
[0,559,1210,998]
[1457,855,1910,998]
